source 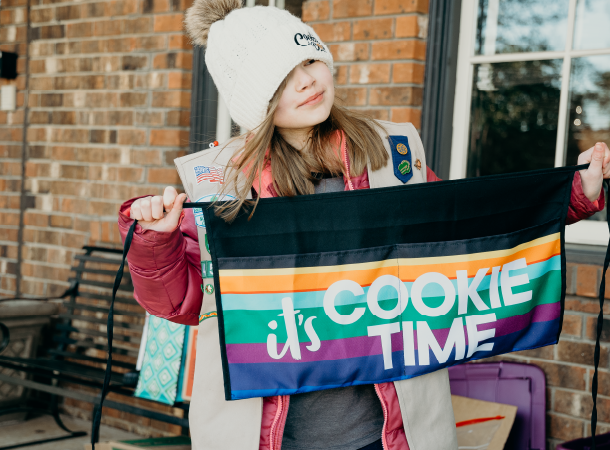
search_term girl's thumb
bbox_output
[591,143,605,169]
[166,193,187,224]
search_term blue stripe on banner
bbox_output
[227,318,561,399]
[221,256,561,311]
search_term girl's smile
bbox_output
[299,91,325,107]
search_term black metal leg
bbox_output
[90,401,101,444]
[0,400,87,450]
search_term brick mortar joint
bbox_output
[549,410,608,425]
[28,0,155,8]
[25,32,190,43]
[505,353,610,369]
[552,385,610,398]
[329,38,427,43]
[308,11,427,23]
[24,125,191,129]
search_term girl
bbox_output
[119,1,610,449]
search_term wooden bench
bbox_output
[0,246,190,449]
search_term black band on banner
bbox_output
[180,163,591,209]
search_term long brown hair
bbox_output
[215,80,389,222]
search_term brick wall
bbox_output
[303,0,428,128]
[1,0,192,299]
[0,0,27,299]
[0,0,193,437]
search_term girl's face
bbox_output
[273,59,335,132]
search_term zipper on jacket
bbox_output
[270,395,287,450]
[374,384,388,450]
[341,134,355,191]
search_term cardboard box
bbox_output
[452,395,518,450]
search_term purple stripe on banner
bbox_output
[227,319,562,397]
[226,331,403,364]
[225,302,561,364]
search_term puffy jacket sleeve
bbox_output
[118,197,202,326]
[567,170,605,224]
[425,167,605,223]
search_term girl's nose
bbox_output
[294,67,315,92]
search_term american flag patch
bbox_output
[194,165,223,185]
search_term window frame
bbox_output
[449,0,609,246]
[421,0,463,180]
[189,46,218,154]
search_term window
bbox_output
[451,0,610,245]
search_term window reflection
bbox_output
[566,55,610,164]
[566,55,610,221]
[475,0,569,55]
[467,60,563,177]
[573,0,610,50]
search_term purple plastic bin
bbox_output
[557,432,610,450]
[448,361,546,450]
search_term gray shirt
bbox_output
[281,175,384,450]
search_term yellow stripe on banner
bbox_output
[396,233,559,267]
[219,234,560,294]
[396,233,561,280]
[220,258,398,277]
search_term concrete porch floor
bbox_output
[0,414,141,450]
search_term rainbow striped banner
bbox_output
[203,168,576,400]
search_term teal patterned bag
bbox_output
[134,316,186,405]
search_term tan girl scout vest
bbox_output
[174,121,458,450]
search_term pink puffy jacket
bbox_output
[118,166,603,450]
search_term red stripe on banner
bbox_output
[456,416,505,427]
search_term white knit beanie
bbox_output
[185,0,334,131]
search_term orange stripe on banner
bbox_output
[219,238,559,294]
[222,266,399,295]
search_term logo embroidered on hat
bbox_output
[294,33,327,52]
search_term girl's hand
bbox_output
[578,142,610,203]
[130,186,187,232]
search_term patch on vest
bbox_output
[201,260,213,278]
[388,135,413,184]
[194,165,224,185]
[199,311,217,323]
[193,194,236,228]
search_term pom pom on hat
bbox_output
[184,0,242,47]
[184,1,334,131]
